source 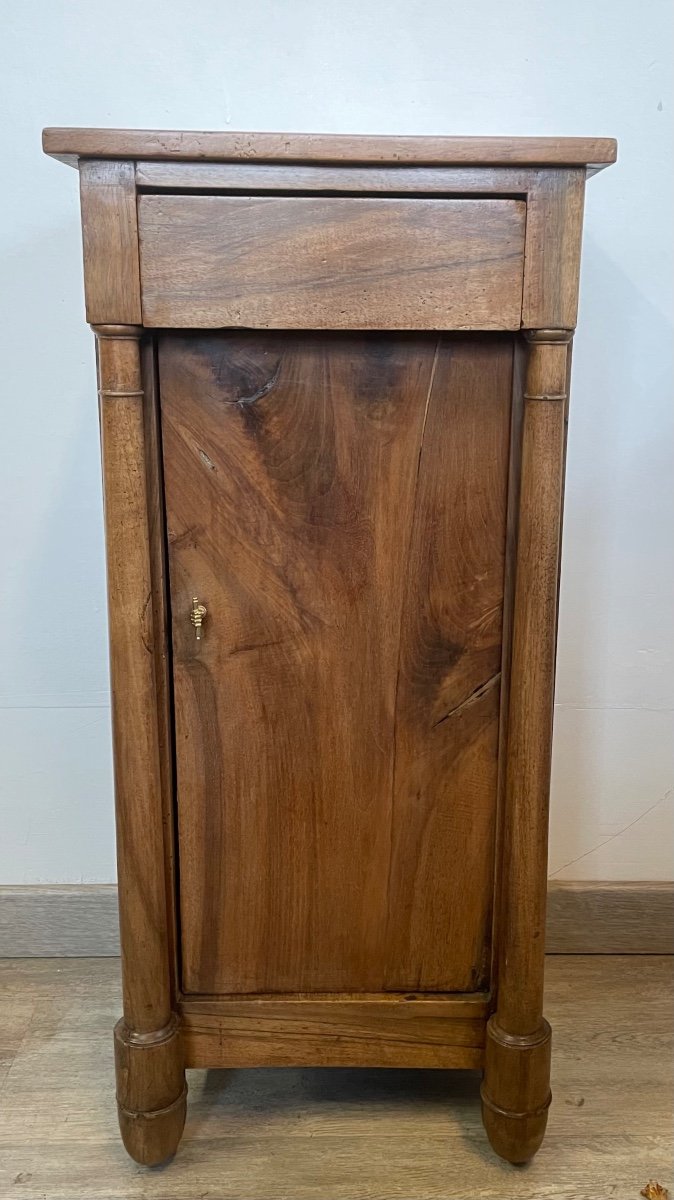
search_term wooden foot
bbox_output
[114,1016,186,1166]
[480,1016,552,1164]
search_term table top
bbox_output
[43,128,617,173]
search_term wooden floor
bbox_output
[0,957,671,1200]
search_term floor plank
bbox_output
[0,956,671,1199]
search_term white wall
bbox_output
[1,0,672,884]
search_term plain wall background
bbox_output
[1,0,672,884]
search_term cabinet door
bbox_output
[160,331,512,994]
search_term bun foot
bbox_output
[480,1015,552,1164]
[117,1088,187,1167]
[481,1091,550,1164]
[114,1015,187,1165]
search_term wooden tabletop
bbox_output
[42,128,617,172]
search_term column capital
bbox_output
[90,323,143,339]
[523,328,574,345]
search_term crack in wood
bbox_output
[432,671,502,728]
[235,362,281,407]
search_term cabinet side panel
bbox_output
[384,338,513,990]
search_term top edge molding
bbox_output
[43,128,617,174]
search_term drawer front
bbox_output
[138,196,525,330]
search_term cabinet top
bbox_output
[42,128,617,173]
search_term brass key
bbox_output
[189,596,207,640]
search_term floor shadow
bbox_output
[184,1064,511,1167]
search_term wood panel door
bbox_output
[159,331,513,995]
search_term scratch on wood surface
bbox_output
[140,591,153,655]
[228,638,288,656]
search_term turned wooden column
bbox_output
[481,328,572,1163]
[95,325,186,1166]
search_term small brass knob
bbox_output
[190,596,207,640]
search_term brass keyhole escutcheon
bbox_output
[190,596,207,640]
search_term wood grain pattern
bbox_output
[495,332,572,1037]
[481,331,572,1163]
[79,162,141,324]
[43,126,618,170]
[181,994,487,1069]
[0,956,671,1199]
[95,327,170,1035]
[161,331,434,994]
[383,338,513,990]
[95,325,185,1164]
[138,196,525,330]
[113,1017,185,1167]
[522,171,586,328]
[135,161,539,192]
[488,337,526,1000]
[160,331,511,995]
[482,1016,552,1163]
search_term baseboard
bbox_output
[545,880,673,953]
[0,881,672,957]
[0,886,120,956]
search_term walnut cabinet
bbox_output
[43,128,616,1167]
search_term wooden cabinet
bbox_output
[44,128,616,1169]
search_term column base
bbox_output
[480,1015,552,1164]
[114,1015,187,1166]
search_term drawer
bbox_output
[138,195,525,330]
